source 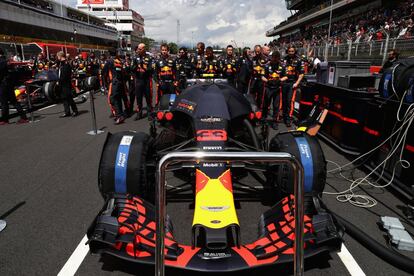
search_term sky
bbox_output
[65,0,290,47]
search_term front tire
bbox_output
[98,131,155,202]
[266,131,327,210]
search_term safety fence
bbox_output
[276,37,414,65]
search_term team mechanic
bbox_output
[154,43,176,104]
[192,42,206,77]
[124,54,135,116]
[131,43,154,120]
[73,53,87,95]
[261,51,287,130]
[282,45,304,127]
[221,45,238,87]
[98,54,108,93]
[203,46,222,77]
[103,53,128,124]
[86,53,100,78]
[34,53,47,76]
[175,47,194,93]
[249,45,268,109]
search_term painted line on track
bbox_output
[57,235,89,276]
[337,243,366,276]
[38,104,57,111]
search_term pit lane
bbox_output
[0,94,413,276]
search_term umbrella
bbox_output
[172,83,252,120]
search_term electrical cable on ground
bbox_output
[324,89,414,208]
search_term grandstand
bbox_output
[266,0,414,64]
[0,0,118,52]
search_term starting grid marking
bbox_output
[57,235,89,276]
[337,244,366,276]
[58,235,366,276]
[38,104,57,111]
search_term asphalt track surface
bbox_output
[0,94,413,276]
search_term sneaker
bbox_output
[17,118,29,124]
[115,116,125,125]
[59,113,71,118]
[72,111,79,117]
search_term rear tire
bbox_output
[98,131,155,202]
[84,76,100,91]
[42,81,59,103]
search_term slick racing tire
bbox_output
[74,94,87,104]
[42,81,59,103]
[379,57,414,102]
[84,76,100,91]
[267,131,327,197]
[98,131,155,201]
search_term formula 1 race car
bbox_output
[87,83,343,273]
[14,70,99,107]
[40,71,99,103]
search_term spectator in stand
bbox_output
[270,0,414,47]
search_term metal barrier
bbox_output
[87,90,104,136]
[277,37,414,65]
[156,151,305,276]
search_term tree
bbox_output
[167,42,178,54]
[138,37,155,50]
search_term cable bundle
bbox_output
[324,90,414,208]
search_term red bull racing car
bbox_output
[87,83,342,273]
